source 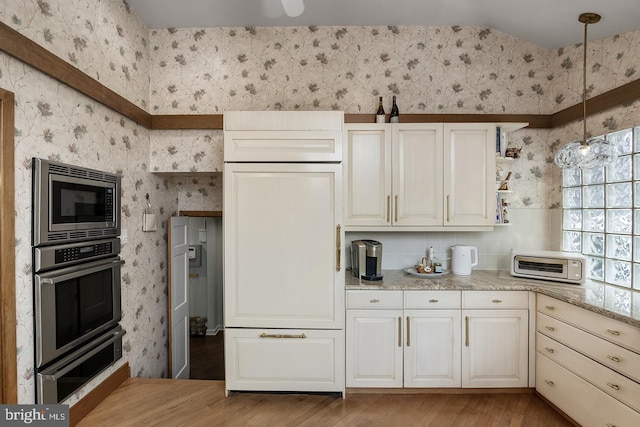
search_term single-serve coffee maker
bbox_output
[351,240,383,281]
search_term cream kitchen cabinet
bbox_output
[346,290,529,389]
[345,290,404,387]
[346,290,461,388]
[461,291,530,388]
[536,294,640,424]
[344,123,495,231]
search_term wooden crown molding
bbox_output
[1,21,640,132]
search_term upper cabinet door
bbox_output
[344,124,391,227]
[444,123,496,227]
[224,111,343,162]
[392,124,444,226]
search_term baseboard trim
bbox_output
[206,325,223,335]
[70,362,130,427]
[534,391,580,427]
[346,387,534,395]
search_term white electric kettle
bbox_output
[451,245,478,275]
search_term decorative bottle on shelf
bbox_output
[389,95,399,123]
[376,97,385,123]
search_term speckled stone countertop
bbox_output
[345,270,640,328]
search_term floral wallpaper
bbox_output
[2,0,172,404]
[2,0,640,406]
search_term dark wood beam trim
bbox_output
[179,210,223,217]
[152,114,223,130]
[0,87,17,404]
[0,22,152,128]
[551,78,640,128]
[1,20,640,132]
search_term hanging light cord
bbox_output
[581,18,588,147]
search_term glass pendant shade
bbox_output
[554,137,618,169]
[553,13,618,170]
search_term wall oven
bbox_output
[34,239,123,368]
[32,157,120,246]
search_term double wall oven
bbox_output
[32,158,125,404]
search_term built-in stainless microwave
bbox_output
[32,158,120,246]
[34,246,123,368]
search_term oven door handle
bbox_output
[40,328,126,381]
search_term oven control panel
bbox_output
[34,238,121,272]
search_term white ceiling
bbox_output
[127,0,640,49]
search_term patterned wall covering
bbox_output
[2,0,640,405]
[2,0,172,404]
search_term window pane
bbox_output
[606,234,632,261]
[563,231,581,252]
[583,185,604,208]
[607,128,633,155]
[563,210,582,230]
[587,256,604,281]
[634,154,640,180]
[635,182,640,208]
[563,169,581,187]
[606,183,632,208]
[606,154,632,182]
[606,209,632,234]
[605,286,632,314]
[635,126,640,151]
[584,233,604,256]
[634,264,640,290]
[583,209,605,232]
[636,210,640,234]
[635,237,640,262]
[583,167,605,185]
[605,259,632,288]
[563,187,582,208]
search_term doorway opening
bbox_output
[181,213,224,380]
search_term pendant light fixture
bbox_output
[554,13,618,169]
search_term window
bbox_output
[562,126,640,290]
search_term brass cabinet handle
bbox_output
[544,379,555,387]
[370,299,380,303]
[398,316,402,347]
[260,333,307,339]
[446,195,451,222]
[465,316,469,347]
[607,382,620,391]
[336,224,341,271]
[428,299,439,303]
[394,195,398,223]
[545,326,556,332]
[492,299,502,303]
[607,329,621,336]
[406,316,410,347]
[387,195,391,223]
[607,355,621,363]
[545,305,555,311]
[545,347,555,354]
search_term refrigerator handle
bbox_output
[336,224,341,271]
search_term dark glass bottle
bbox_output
[389,95,399,123]
[376,97,385,123]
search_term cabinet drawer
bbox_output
[404,291,461,309]
[462,291,528,309]
[537,332,640,412]
[537,312,640,382]
[225,328,344,392]
[538,293,640,354]
[346,290,403,309]
[536,353,640,426]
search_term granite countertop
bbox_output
[345,269,640,328]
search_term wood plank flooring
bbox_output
[76,379,573,427]
[190,333,224,380]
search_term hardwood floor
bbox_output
[76,379,573,427]
[190,332,224,380]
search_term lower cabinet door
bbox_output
[404,310,461,387]
[224,328,344,393]
[537,353,640,426]
[462,309,528,387]
[346,310,403,387]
